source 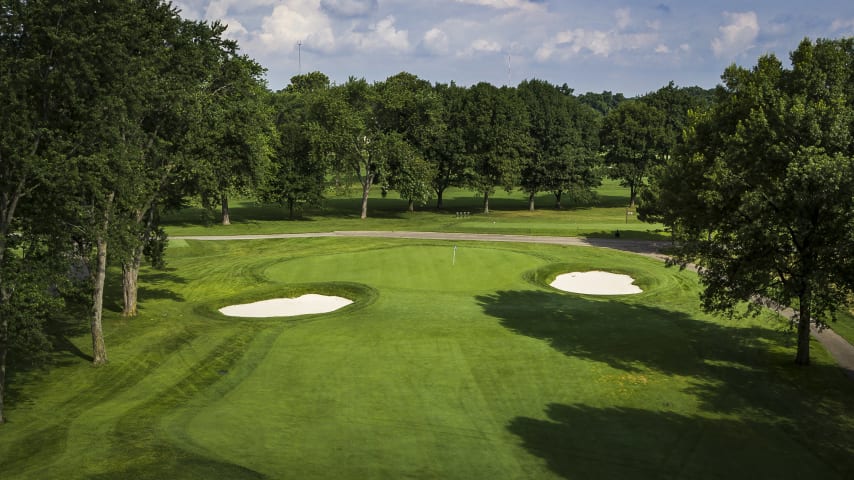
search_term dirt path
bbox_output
[174,230,854,379]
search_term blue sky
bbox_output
[171,0,854,96]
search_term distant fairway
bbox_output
[161,181,669,240]
[1,238,853,479]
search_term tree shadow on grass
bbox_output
[476,290,854,476]
[103,268,186,314]
[137,268,187,305]
[509,403,841,480]
[46,305,93,364]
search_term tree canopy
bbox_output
[461,83,531,214]
[600,100,669,207]
[646,38,854,365]
[517,79,602,211]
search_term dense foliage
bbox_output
[645,38,854,365]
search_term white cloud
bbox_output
[711,11,759,59]
[615,8,631,30]
[540,29,613,59]
[342,15,410,52]
[205,0,278,20]
[535,25,659,61]
[422,28,451,55]
[257,1,337,53]
[320,0,377,17]
[533,5,673,62]
[459,38,503,57]
[222,17,249,37]
[454,0,545,11]
[831,18,854,33]
[171,0,205,19]
[249,1,409,55]
[472,39,502,52]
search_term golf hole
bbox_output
[550,271,642,295]
[219,294,353,317]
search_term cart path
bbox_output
[174,230,854,379]
[173,230,671,253]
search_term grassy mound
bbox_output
[1,238,852,479]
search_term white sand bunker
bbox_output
[219,294,353,317]
[550,271,642,295]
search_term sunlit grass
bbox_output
[162,181,667,239]
[1,238,852,479]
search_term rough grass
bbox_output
[1,238,852,479]
[162,181,668,240]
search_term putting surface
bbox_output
[2,238,853,479]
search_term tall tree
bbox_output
[117,17,239,317]
[188,53,274,225]
[0,0,105,418]
[308,77,404,219]
[637,82,714,222]
[373,72,441,210]
[517,79,602,211]
[600,100,669,207]
[461,83,531,214]
[383,139,436,211]
[427,82,469,209]
[646,38,854,365]
[261,72,332,218]
[641,81,714,149]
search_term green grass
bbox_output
[162,181,667,239]
[831,310,854,345]
[1,237,852,479]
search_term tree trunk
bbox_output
[483,191,490,214]
[407,198,414,212]
[795,291,812,365]
[528,192,536,212]
[221,194,230,225]
[288,198,295,220]
[554,190,563,209]
[121,248,142,317]
[360,177,372,220]
[91,233,108,366]
[436,189,444,210]
[629,183,637,208]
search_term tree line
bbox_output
[0,0,272,423]
[2,0,851,424]
[254,74,712,220]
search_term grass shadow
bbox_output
[476,289,854,476]
[508,403,844,479]
[46,305,93,364]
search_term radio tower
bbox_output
[507,52,512,86]
[297,41,303,74]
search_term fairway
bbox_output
[1,238,853,479]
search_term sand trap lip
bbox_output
[550,271,642,295]
[219,294,353,317]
